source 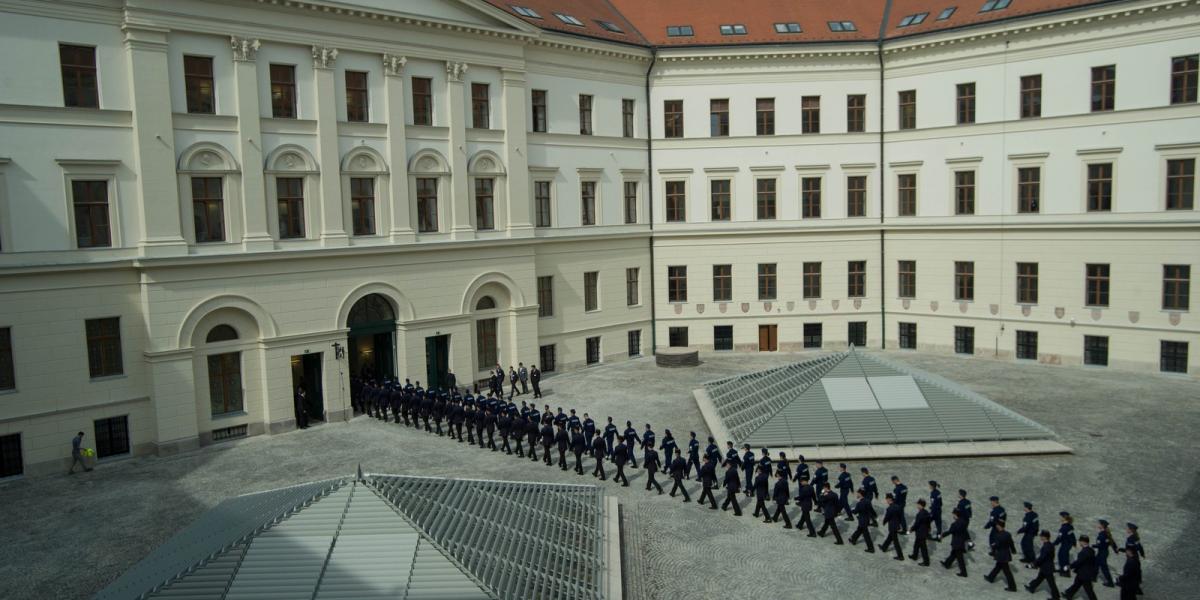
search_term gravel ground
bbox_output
[0,350,1194,600]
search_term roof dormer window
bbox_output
[554,12,584,27]
[938,7,958,20]
[980,0,1013,12]
[719,24,747,36]
[899,13,929,27]
[667,25,694,37]
[510,5,541,19]
[774,22,802,34]
[596,20,624,33]
[828,21,857,32]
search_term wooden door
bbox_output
[758,324,777,351]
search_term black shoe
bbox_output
[1005,587,1017,593]
[957,572,968,578]
[807,533,816,538]
[784,524,793,529]
[893,556,903,561]
[920,562,930,567]
[834,541,844,545]
[865,549,875,554]
[985,576,996,583]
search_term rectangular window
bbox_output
[345,70,369,122]
[1161,340,1189,373]
[534,181,552,228]
[1163,264,1190,310]
[584,271,599,311]
[1018,167,1040,213]
[1171,55,1198,104]
[668,327,689,348]
[474,178,494,231]
[714,325,733,351]
[72,180,111,248]
[94,415,129,459]
[537,275,553,317]
[581,181,597,226]
[349,177,375,236]
[626,267,640,306]
[709,99,729,137]
[412,77,433,126]
[666,180,687,223]
[803,262,822,299]
[954,171,976,215]
[531,89,547,132]
[802,96,821,133]
[898,322,917,349]
[847,175,866,217]
[756,179,777,220]
[802,177,821,218]
[848,260,866,298]
[416,177,438,233]
[622,98,635,138]
[208,352,243,416]
[1167,158,1195,210]
[539,344,556,372]
[954,326,975,355]
[898,90,916,130]
[803,323,823,349]
[579,94,593,135]
[898,260,916,298]
[897,173,917,216]
[664,99,683,138]
[1016,330,1038,360]
[848,321,867,348]
[712,265,732,302]
[476,318,498,368]
[276,177,305,239]
[757,263,777,301]
[1086,163,1113,212]
[1091,65,1115,112]
[471,82,489,129]
[627,331,641,358]
[1017,262,1039,304]
[955,261,974,301]
[847,94,866,132]
[586,336,601,365]
[184,55,215,114]
[191,177,224,243]
[1084,335,1108,366]
[269,64,296,118]
[60,44,98,108]
[623,181,638,224]
[710,179,730,221]
[1020,74,1042,118]
[0,328,13,391]
[85,317,122,378]
[756,98,775,135]
[0,433,21,478]
[956,83,976,124]
[668,265,688,302]
[1086,263,1110,307]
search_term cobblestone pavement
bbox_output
[0,350,1194,599]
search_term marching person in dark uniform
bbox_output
[1116,545,1141,600]
[603,417,619,458]
[770,471,793,528]
[723,441,740,470]
[697,456,718,510]
[540,420,555,466]
[794,475,817,536]
[1027,530,1062,599]
[1063,535,1098,600]
[1054,512,1077,575]
[484,407,497,451]
[464,405,476,445]
[643,444,663,493]
[909,498,932,566]
[957,489,975,549]
[941,509,970,577]
[817,483,845,545]
[774,451,791,484]
[641,424,656,467]
[721,460,742,516]
[849,490,876,552]
[591,433,607,479]
[567,409,581,432]
[498,410,512,454]
[984,520,1018,591]
[570,425,586,475]
[583,413,596,456]
[685,433,701,479]
[512,412,525,457]
[622,421,641,468]
[812,460,829,495]
[1122,523,1144,596]
[432,393,444,435]
[526,414,540,462]
[836,464,855,521]
[508,366,519,399]
[861,467,879,526]
[473,403,486,448]
[669,451,690,501]
[880,493,904,560]
[751,466,770,518]
[612,439,630,486]
[984,495,1007,551]
[529,364,541,399]
[1018,501,1039,565]
[929,481,944,540]
[793,455,810,488]
[1094,519,1118,588]
[660,429,678,465]
[555,424,569,471]
[890,475,909,531]
[704,437,721,478]
[740,445,755,498]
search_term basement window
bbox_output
[774,23,802,34]
[667,25,694,37]
[828,21,857,32]
[510,5,541,19]
[554,12,584,27]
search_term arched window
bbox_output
[206,325,238,343]
[347,294,396,327]
[475,296,496,310]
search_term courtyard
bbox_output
[1,350,1195,599]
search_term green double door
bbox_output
[425,335,450,391]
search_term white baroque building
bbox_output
[0,0,1196,476]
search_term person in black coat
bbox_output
[591,434,607,480]
[880,493,904,560]
[721,462,742,516]
[526,415,540,462]
[1115,545,1141,600]
[751,466,770,518]
[849,489,876,552]
[669,453,690,501]
[1026,530,1062,599]
[1063,536,1099,600]
[540,422,555,465]
[909,498,932,566]
[769,471,793,528]
[555,425,570,470]
[1017,501,1039,565]
[612,440,630,486]
[697,456,719,509]
[817,483,844,544]
[941,509,970,577]
[570,426,586,475]
[498,411,512,454]
[794,475,817,537]
[643,446,664,493]
[984,520,1018,591]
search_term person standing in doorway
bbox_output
[294,384,309,429]
[68,431,92,474]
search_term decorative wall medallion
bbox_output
[786,301,795,312]
[959,302,968,314]
[479,158,494,171]
[1169,312,1181,326]
[230,36,261,62]
[696,304,705,314]
[930,300,939,312]
[831,299,839,310]
[197,151,216,167]
[763,302,772,312]
[853,299,862,310]
[740,303,749,313]
[989,304,999,315]
[356,156,371,170]
[1054,307,1065,319]
[1090,309,1102,321]
[808,300,817,310]
[283,154,297,169]
[718,303,727,313]
[311,45,339,69]
[420,157,437,171]
[1021,305,1031,317]
[1128,311,1139,324]
[381,54,407,77]
[673,304,683,315]
[902,299,910,310]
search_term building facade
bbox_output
[0,0,1196,476]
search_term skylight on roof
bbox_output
[828,21,857,32]
[774,22,802,34]
[719,24,747,36]
[596,20,624,33]
[899,12,929,27]
[938,7,958,20]
[510,5,541,19]
[553,12,584,27]
[666,25,694,37]
[980,0,1013,12]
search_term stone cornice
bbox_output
[251,0,538,43]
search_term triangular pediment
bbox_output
[322,0,540,34]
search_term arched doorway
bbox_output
[347,293,396,382]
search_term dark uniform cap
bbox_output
[744,443,751,449]
[839,463,847,469]
[861,467,870,473]
[989,496,1000,502]
[1126,523,1137,530]
[958,489,967,495]
[1023,501,1033,509]
[1098,519,1109,526]
[1060,511,1071,517]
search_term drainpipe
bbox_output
[878,0,893,350]
[645,48,658,354]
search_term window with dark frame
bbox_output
[666,180,687,222]
[710,99,729,136]
[1160,340,1189,374]
[0,433,21,478]
[802,96,821,133]
[710,179,730,221]
[579,94,593,135]
[586,336,601,365]
[1163,264,1190,311]
[954,326,975,355]
[537,275,553,317]
[668,327,689,348]
[1091,65,1115,112]
[349,177,375,236]
[898,260,916,298]
[184,55,215,114]
[0,328,13,391]
[898,90,916,130]
[1171,55,1198,105]
[1018,167,1040,213]
[624,181,638,224]
[474,178,494,230]
[531,89,547,132]
[956,83,976,124]
[757,263,777,301]
[1167,158,1194,210]
[584,271,599,312]
[802,177,821,218]
[714,325,734,351]
[208,352,243,416]
[622,98,635,138]
[1016,330,1038,360]
[803,262,822,299]
[756,98,775,135]
[664,100,683,138]
[803,323,823,349]
[1084,335,1109,366]
[955,261,974,301]
[276,177,305,239]
[1086,263,1110,307]
[535,180,552,228]
[627,331,641,357]
[85,317,122,378]
[847,94,866,132]
[416,177,438,233]
[954,170,975,215]
[412,77,433,126]
[626,267,640,306]
[345,70,369,122]
[94,415,130,458]
[581,181,597,226]
[60,44,98,108]
[471,82,490,129]
[848,260,866,298]
[898,322,917,349]
[476,318,498,368]
[897,173,917,216]
[269,64,296,118]
[539,344,556,372]
[73,180,111,248]
[756,178,777,220]
[847,175,866,217]
[1087,163,1113,212]
[191,177,224,243]
[668,265,688,303]
[1017,262,1039,304]
[1020,74,1042,118]
[713,265,732,302]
